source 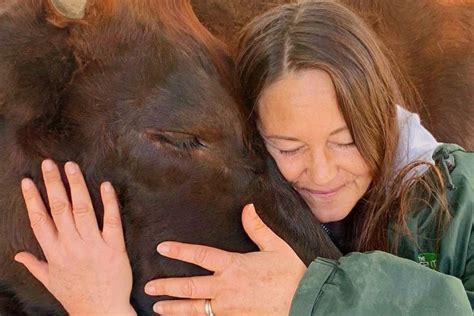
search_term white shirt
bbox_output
[393,105,441,174]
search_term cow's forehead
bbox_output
[49,2,247,156]
[1,0,248,156]
[66,25,241,129]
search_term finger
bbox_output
[14,252,49,287]
[157,242,233,273]
[242,203,286,252]
[153,299,211,316]
[64,161,100,241]
[100,182,126,251]
[41,159,78,239]
[21,178,57,252]
[144,275,216,299]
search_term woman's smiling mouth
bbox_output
[298,184,346,200]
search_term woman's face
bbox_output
[257,70,372,223]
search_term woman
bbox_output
[15,1,473,315]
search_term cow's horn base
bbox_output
[50,0,87,19]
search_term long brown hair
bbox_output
[236,0,450,253]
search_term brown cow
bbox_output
[193,0,474,149]
[0,0,340,314]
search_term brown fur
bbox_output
[0,1,340,314]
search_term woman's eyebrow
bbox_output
[264,126,348,140]
[264,135,300,141]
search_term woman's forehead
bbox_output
[260,70,336,104]
[257,70,344,127]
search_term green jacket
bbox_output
[290,144,473,315]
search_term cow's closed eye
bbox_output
[144,130,207,151]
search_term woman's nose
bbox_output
[307,149,337,186]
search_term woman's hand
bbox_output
[15,159,136,316]
[145,204,307,316]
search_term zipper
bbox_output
[438,148,456,191]
[321,224,332,237]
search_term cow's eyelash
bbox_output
[145,131,205,151]
[171,137,205,150]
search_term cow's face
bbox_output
[2,1,267,312]
[36,0,266,297]
[1,1,339,314]
[1,1,259,219]
[58,4,259,209]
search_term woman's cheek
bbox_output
[336,148,371,176]
[273,155,306,183]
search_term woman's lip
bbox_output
[299,184,345,197]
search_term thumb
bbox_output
[14,252,49,287]
[242,203,286,252]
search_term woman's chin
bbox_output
[310,206,351,224]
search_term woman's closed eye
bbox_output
[262,137,305,156]
[328,134,355,149]
[333,141,355,148]
[278,147,303,156]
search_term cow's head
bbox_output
[0,1,340,314]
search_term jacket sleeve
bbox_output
[459,194,474,306]
[289,251,472,316]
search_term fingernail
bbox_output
[153,303,163,314]
[102,181,113,193]
[144,283,155,295]
[65,162,77,175]
[246,203,259,222]
[157,243,170,254]
[14,253,25,264]
[42,160,54,172]
[21,178,32,190]
[245,203,255,214]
